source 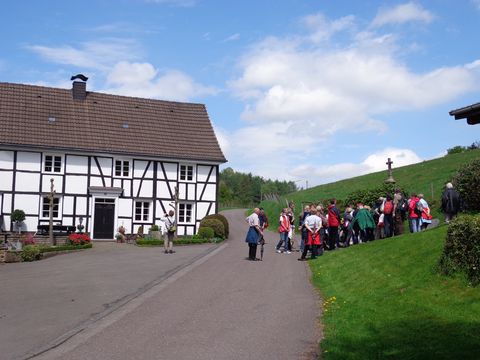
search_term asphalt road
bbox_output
[21,209,320,359]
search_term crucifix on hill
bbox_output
[48,178,56,246]
[385,157,396,184]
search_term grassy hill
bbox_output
[260,149,480,220]
[313,225,480,359]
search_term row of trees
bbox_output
[219,167,297,207]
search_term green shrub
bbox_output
[198,226,215,239]
[447,145,466,155]
[11,209,26,223]
[199,218,225,238]
[39,243,92,253]
[452,158,480,211]
[438,215,480,285]
[344,184,402,208]
[203,214,229,238]
[21,245,41,261]
[149,224,159,231]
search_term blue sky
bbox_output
[1,0,480,187]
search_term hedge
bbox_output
[438,214,480,285]
[39,243,93,253]
[198,226,215,239]
[199,218,225,238]
[203,214,229,238]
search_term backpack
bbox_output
[397,197,409,213]
[383,200,393,215]
[415,200,424,216]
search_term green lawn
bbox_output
[311,226,480,359]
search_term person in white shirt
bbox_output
[160,210,176,254]
[245,208,262,261]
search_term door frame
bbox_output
[90,194,119,241]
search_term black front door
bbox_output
[94,202,115,239]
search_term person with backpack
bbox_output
[160,210,176,254]
[383,193,394,237]
[408,193,421,233]
[441,182,462,223]
[418,194,432,230]
[327,199,341,250]
[393,188,406,235]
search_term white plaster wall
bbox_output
[123,179,131,197]
[138,180,153,198]
[179,183,187,200]
[3,193,12,213]
[89,176,104,187]
[209,168,217,183]
[0,151,14,170]
[62,217,73,226]
[164,163,178,180]
[14,194,39,214]
[24,216,38,232]
[41,175,63,193]
[0,172,13,191]
[119,218,132,234]
[118,198,132,217]
[187,183,196,201]
[201,184,216,201]
[113,179,121,188]
[196,202,210,221]
[157,181,171,199]
[156,162,165,180]
[76,197,87,216]
[134,160,153,178]
[17,152,41,171]
[65,175,88,194]
[177,226,185,236]
[197,165,211,182]
[185,226,194,236]
[4,215,11,231]
[66,155,88,174]
[91,157,112,176]
[15,172,40,192]
[63,196,74,215]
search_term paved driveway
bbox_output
[0,241,219,360]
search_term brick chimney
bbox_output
[71,74,88,101]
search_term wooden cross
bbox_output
[48,178,56,246]
[386,158,393,176]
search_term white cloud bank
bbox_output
[27,40,215,101]
[222,4,480,185]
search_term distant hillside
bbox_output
[260,149,480,220]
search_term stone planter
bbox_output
[149,230,162,240]
[4,250,23,263]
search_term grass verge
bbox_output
[311,225,480,359]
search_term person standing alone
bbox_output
[441,182,462,223]
[245,208,263,261]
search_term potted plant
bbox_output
[11,209,26,235]
[149,224,161,240]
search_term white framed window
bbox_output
[115,159,130,177]
[44,154,63,173]
[41,196,61,219]
[179,164,195,182]
[134,201,151,222]
[178,202,194,224]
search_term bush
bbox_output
[21,245,41,262]
[199,218,225,238]
[447,145,466,155]
[11,209,26,223]
[452,158,480,211]
[203,214,229,238]
[344,184,402,208]
[67,233,91,245]
[149,224,159,231]
[438,215,480,285]
[198,226,215,239]
[39,243,92,253]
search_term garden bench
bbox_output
[36,225,76,236]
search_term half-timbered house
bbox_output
[0,77,226,239]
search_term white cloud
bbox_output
[26,39,140,71]
[103,61,217,101]
[290,148,423,186]
[224,9,480,186]
[222,33,241,42]
[371,2,434,27]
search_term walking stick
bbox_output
[260,234,265,260]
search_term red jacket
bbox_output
[408,197,420,218]
[328,204,341,227]
[279,214,290,233]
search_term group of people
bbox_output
[245,183,462,261]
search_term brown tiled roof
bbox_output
[0,82,227,163]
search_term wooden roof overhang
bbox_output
[449,102,480,125]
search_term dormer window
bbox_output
[44,154,62,173]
